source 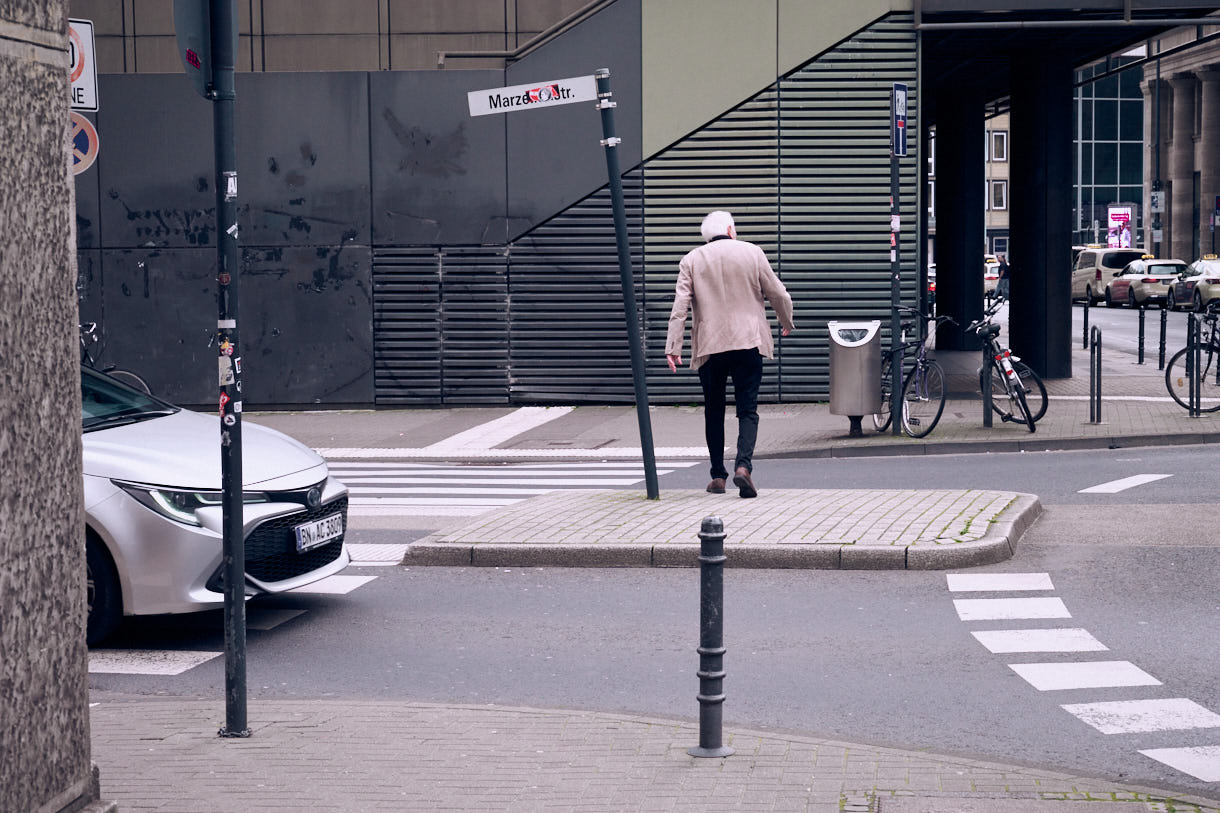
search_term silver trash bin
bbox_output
[828,321,882,433]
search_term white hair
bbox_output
[700,210,735,242]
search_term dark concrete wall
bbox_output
[0,5,98,812]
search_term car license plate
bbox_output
[294,512,344,553]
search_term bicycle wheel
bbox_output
[901,360,946,438]
[1165,346,1220,413]
[872,356,893,432]
[1012,383,1036,432]
[979,361,1047,423]
[106,368,152,394]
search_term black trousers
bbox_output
[698,348,763,480]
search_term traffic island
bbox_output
[404,489,1041,570]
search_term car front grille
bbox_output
[207,496,347,591]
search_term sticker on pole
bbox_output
[69,19,99,111]
[70,112,99,175]
[468,75,597,117]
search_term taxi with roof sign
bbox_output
[1103,255,1186,308]
[1168,254,1220,312]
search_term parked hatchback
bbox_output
[1072,248,1146,303]
[83,367,350,644]
[1168,255,1220,311]
[1104,258,1186,308]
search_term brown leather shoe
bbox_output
[706,478,726,494]
[732,467,757,498]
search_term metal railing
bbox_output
[437,0,618,68]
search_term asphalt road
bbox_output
[90,445,1220,799]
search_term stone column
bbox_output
[1169,72,1197,261]
[1142,77,1171,251]
[1199,67,1220,257]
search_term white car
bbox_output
[83,367,349,644]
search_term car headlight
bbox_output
[115,482,268,526]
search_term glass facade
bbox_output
[1074,59,1145,247]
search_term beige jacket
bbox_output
[665,237,795,370]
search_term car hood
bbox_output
[83,408,325,489]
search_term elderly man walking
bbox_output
[665,210,795,498]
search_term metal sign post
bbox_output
[889,83,907,437]
[175,0,248,738]
[468,71,659,499]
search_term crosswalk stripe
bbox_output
[348,493,529,500]
[347,478,642,488]
[1139,746,1220,782]
[422,406,574,452]
[89,649,221,675]
[947,573,1053,592]
[953,597,1071,621]
[288,574,377,595]
[333,460,700,517]
[1078,473,1173,494]
[971,628,1108,653]
[1062,698,1220,734]
[333,468,674,478]
[246,608,307,631]
[347,543,409,566]
[1008,660,1160,691]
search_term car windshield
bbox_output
[1103,251,1144,267]
[82,367,177,432]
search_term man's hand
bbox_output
[667,354,682,372]
[781,326,792,337]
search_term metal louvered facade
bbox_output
[372,13,918,406]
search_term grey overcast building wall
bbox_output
[0,4,101,812]
[71,1,920,407]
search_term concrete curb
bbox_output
[761,431,1220,460]
[404,493,1041,571]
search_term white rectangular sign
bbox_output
[468,75,597,117]
[69,19,99,112]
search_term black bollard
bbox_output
[1089,326,1102,424]
[1188,313,1202,418]
[1159,307,1168,370]
[981,343,993,428]
[1137,305,1146,365]
[689,515,733,758]
[1082,295,1090,350]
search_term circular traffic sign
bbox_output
[70,112,99,175]
[69,25,85,82]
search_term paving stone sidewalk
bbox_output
[407,488,1041,570]
[88,697,1220,812]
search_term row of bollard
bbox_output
[1095,299,1171,371]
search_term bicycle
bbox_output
[1164,302,1220,412]
[80,322,152,394]
[963,296,1047,432]
[872,307,957,438]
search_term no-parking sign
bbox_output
[70,112,99,175]
[69,19,98,111]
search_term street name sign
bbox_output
[468,75,597,117]
[69,19,98,111]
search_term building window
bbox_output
[928,136,935,177]
[993,236,1009,255]
[991,131,1008,162]
[991,180,1008,211]
[928,180,935,217]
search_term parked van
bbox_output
[1071,247,1146,303]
